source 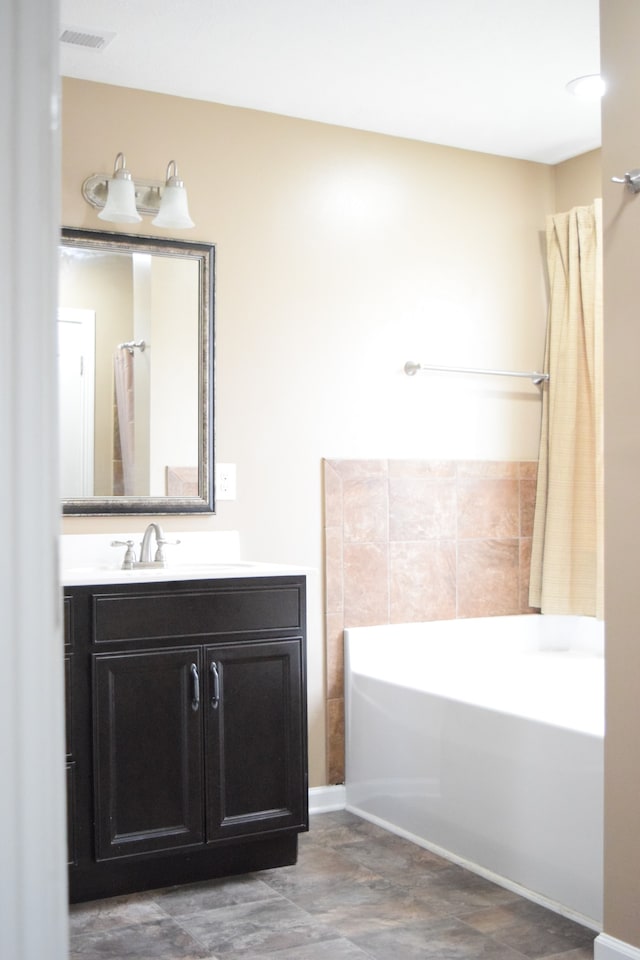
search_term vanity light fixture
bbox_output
[83,152,195,229]
[97,153,141,224]
[151,161,194,229]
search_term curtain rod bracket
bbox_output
[118,339,146,355]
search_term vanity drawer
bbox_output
[91,582,305,644]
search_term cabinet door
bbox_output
[93,648,204,860]
[205,639,306,842]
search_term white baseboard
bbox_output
[308,784,346,814]
[595,934,640,959]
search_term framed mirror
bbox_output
[59,227,215,515]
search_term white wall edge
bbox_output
[309,785,346,814]
[595,934,640,960]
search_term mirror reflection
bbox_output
[59,228,215,515]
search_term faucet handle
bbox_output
[154,537,181,563]
[111,539,137,569]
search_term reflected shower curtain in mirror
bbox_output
[529,200,603,618]
[113,347,135,496]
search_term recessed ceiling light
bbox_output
[566,74,605,100]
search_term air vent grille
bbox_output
[60,27,115,50]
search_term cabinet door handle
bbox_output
[210,661,220,710]
[190,663,200,711]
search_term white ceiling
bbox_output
[59,0,601,165]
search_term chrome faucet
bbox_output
[111,523,180,569]
[140,522,165,564]
[139,522,181,565]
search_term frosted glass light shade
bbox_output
[98,174,141,223]
[152,183,194,228]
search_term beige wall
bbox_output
[62,78,569,787]
[554,148,602,211]
[601,0,640,948]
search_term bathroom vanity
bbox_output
[63,564,308,903]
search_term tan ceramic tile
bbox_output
[327,459,388,482]
[323,459,344,529]
[389,476,456,541]
[456,460,519,479]
[343,477,388,543]
[324,526,344,616]
[457,477,520,539]
[519,476,537,538]
[389,541,456,622]
[388,459,456,479]
[457,539,520,618]
[519,460,538,481]
[343,542,389,627]
[326,613,346,700]
[327,698,345,784]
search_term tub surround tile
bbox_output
[520,475,537,538]
[389,475,457,541]
[389,459,457,478]
[323,461,344,528]
[519,460,538,481]
[457,460,520,478]
[343,476,388,543]
[325,613,345,700]
[324,527,344,616]
[457,539,520,618]
[326,697,345,784]
[343,542,389,626]
[389,540,456,623]
[457,477,520,540]
[323,459,539,785]
[326,459,389,482]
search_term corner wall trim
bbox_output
[309,785,346,814]
[595,934,640,959]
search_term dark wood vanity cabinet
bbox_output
[64,575,308,903]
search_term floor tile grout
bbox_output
[69,810,597,960]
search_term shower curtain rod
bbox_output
[404,360,549,385]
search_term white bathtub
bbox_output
[344,614,604,928]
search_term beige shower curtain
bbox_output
[529,200,604,618]
[113,347,136,496]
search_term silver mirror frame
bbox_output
[60,227,215,515]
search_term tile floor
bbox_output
[69,810,597,959]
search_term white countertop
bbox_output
[60,531,307,586]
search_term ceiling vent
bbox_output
[60,26,116,51]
